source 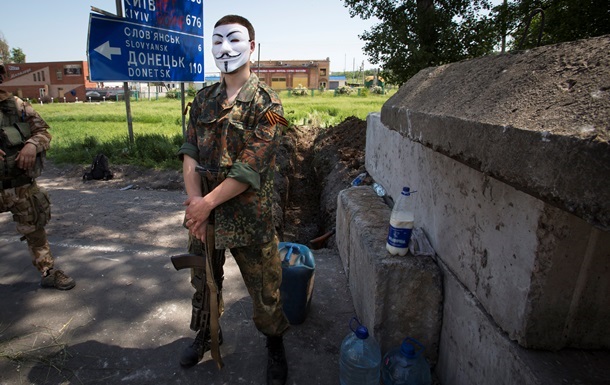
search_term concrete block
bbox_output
[365,113,610,350]
[336,186,443,363]
[380,35,610,231]
[437,257,610,385]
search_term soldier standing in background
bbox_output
[177,15,290,385]
[0,63,75,290]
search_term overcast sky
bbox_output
[1,0,379,74]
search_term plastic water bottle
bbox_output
[351,172,367,187]
[386,187,415,256]
[339,317,381,385]
[372,182,386,197]
[381,337,431,385]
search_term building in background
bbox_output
[364,75,384,88]
[0,58,333,101]
[251,58,330,90]
[1,61,96,102]
[329,75,347,90]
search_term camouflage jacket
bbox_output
[179,73,287,249]
[0,91,51,153]
[0,91,51,181]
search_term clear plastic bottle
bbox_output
[339,317,381,385]
[386,187,415,256]
[381,337,431,385]
[372,182,386,197]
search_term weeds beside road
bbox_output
[34,89,394,169]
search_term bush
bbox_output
[165,89,179,99]
[370,86,384,95]
[336,86,354,95]
[291,84,309,96]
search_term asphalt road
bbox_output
[0,172,356,385]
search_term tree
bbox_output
[343,0,499,85]
[345,0,609,85]
[0,32,27,64]
[0,33,9,64]
[10,47,26,63]
[501,0,610,50]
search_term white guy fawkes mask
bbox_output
[212,24,252,73]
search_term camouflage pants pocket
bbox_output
[33,188,51,228]
[259,238,284,307]
[11,195,35,227]
[12,184,51,229]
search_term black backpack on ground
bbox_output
[83,153,113,180]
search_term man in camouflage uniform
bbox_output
[177,15,290,385]
[0,63,75,290]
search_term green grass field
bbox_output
[34,88,396,169]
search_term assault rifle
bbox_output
[171,253,204,270]
[170,163,224,369]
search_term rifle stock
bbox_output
[171,253,205,270]
[309,228,336,250]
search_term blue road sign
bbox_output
[123,0,204,36]
[87,13,204,82]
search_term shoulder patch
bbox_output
[264,110,289,127]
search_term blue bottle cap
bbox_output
[349,317,370,339]
[354,325,370,339]
[400,340,416,358]
[400,337,425,358]
[401,187,410,196]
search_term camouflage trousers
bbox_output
[188,234,290,337]
[0,181,54,275]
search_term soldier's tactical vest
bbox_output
[0,97,42,181]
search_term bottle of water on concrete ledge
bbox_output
[386,187,415,256]
[339,317,381,385]
[381,337,431,385]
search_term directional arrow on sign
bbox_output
[94,41,122,60]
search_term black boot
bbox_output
[180,328,223,367]
[266,335,287,385]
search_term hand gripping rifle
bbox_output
[171,165,224,369]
